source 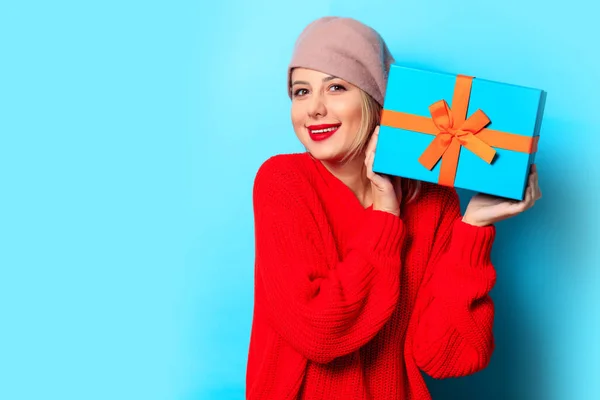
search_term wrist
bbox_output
[461,215,490,227]
[373,206,400,217]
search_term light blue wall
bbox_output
[0,1,598,399]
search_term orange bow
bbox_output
[380,75,539,187]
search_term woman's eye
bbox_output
[294,88,308,97]
[329,84,346,92]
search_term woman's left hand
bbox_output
[462,164,542,227]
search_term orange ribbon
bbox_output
[380,75,540,187]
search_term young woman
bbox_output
[246,16,541,400]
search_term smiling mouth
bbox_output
[307,124,341,135]
[307,124,341,142]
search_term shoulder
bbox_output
[254,153,306,181]
[253,152,315,201]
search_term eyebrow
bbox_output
[291,76,338,86]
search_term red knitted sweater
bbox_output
[246,152,497,400]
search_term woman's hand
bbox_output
[462,164,542,227]
[364,126,402,217]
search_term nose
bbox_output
[307,91,327,118]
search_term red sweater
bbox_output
[246,152,497,400]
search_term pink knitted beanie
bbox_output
[287,16,395,106]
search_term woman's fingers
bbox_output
[365,147,391,190]
[533,170,542,200]
[365,125,379,155]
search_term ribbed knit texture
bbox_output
[246,152,497,400]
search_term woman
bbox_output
[246,16,541,400]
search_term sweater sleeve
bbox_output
[252,158,405,364]
[412,187,497,379]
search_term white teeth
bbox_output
[311,126,338,133]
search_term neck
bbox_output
[320,153,371,208]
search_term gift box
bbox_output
[373,64,546,201]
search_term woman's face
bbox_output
[290,68,363,162]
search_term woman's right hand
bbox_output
[364,126,402,217]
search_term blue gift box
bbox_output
[373,64,546,201]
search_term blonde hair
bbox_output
[339,89,422,205]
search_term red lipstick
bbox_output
[307,123,341,142]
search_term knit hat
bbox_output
[287,16,395,106]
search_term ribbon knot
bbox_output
[418,98,497,172]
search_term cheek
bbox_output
[330,101,362,125]
[291,106,307,132]
[290,105,301,124]
[290,108,305,138]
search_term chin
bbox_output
[306,147,347,162]
[298,133,349,162]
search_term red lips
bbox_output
[307,123,341,142]
[307,123,341,130]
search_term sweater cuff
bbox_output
[351,208,405,260]
[448,217,496,268]
[433,218,497,304]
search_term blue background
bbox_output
[0,1,598,399]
